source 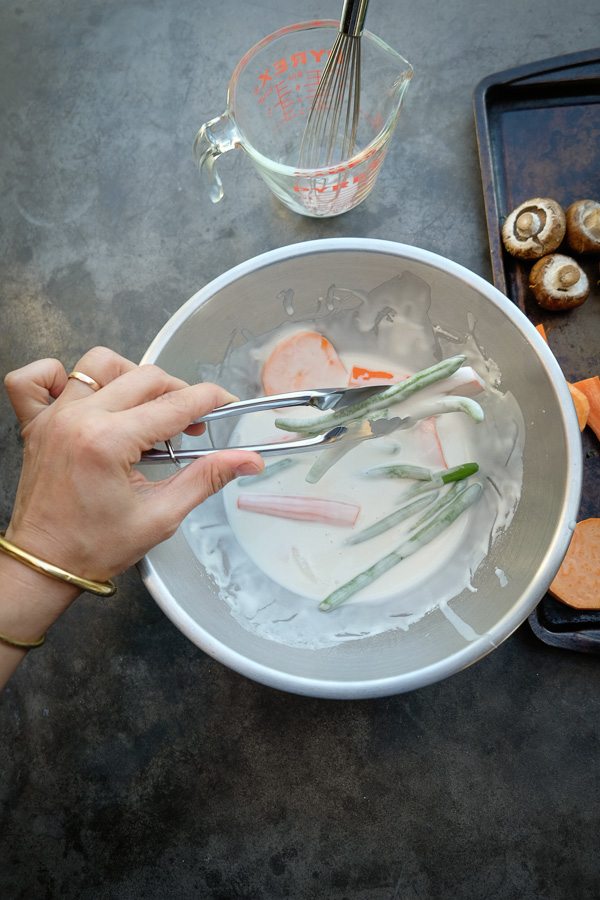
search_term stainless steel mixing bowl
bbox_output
[139,239,582,698]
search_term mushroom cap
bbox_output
[566,199,600,254]
[502,197,566,259]
[529,253,590,311]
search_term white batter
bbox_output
[223,352,477,603]
[181,274,525,649]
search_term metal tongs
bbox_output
[140,383,398,464]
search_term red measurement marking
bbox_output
[292,155,385,192]
[274,81,297,123]
[258,67,272,88]
[255,50,328,89]
[302,69,321,104]
[292,145,380,177]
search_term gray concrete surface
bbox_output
[1,1,599,897]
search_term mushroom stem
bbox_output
[529,253,589,310]
[515,211,541,238]
[553,264,581,290]
[502,198,565,259]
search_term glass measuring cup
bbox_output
[193,20,413,218]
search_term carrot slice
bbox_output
[349,365,397,386]
[573,376,600,441]
[548,519,600,609]
[535,323,548,342]
[262,331,347,395]
[414,417,448,469]
[440,366,485,398]
[237,493,360,526]
[569,383,590,431]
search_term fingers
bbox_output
[7,345,241,465]
[112,379,240,447]
[150,450,264,528]
[8,346,238,452]
[91,363,198,412]
[53,349,238,441]
[4,358,68,428]
[62,346,139,399]
[62,349,201,425]
[182,421,207,438]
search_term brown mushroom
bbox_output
[529,254,590,311]
[566,199,600,254]
[502,197,566,259]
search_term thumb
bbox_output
[152,450,264,526]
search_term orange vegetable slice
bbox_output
[548,519,600,609]
[237,493,360,526]
[573,376,600,442]
[348,365,397,386]
[414,417,448,469]
[569,384,590,431]
[262,331,347,395]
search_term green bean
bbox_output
[411,480,462,529]
[440,462,479,482]
[364,464,433,481]
[399,462,479,500]
[319,482,483,612]
[237,457,296,485]
[275,355,467,435]
[305,443,354,484]
[345,492,439,545]
[413,395,484,425]
[446,396,484,424]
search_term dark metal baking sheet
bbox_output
[473,48,600,651]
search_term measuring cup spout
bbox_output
[392,65,413,103]
[193,113,239,204]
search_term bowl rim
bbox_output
[139,238,583,698]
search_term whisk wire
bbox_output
[298,2,368,169]
[323,39,352,164]
[300,34,342,168]
[341,37,361,161]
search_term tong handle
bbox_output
[139,429,342,464]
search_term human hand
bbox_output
[3,346,264,584]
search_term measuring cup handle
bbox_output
[192,113,239,204]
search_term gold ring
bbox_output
[67,371,101,392]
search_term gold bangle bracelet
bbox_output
[0,630,46,649]
[0,532,116,597]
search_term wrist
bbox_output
[1,524,116,598]
[0,548,81,645]
[4,518,94,580]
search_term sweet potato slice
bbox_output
[573,376,600,442]
[262,331,347,395]
[548,518,600,609]
[569,384,590,431]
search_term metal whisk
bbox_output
[299,0,370,169]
